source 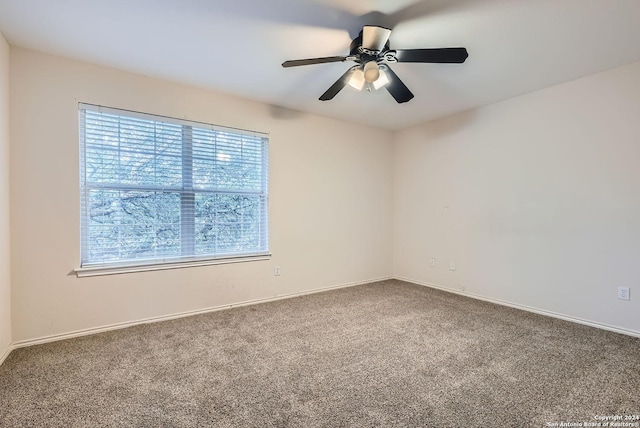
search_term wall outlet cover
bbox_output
[617,286,630,301]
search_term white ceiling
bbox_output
[1,0,640,130]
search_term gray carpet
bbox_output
[1,280,638,427]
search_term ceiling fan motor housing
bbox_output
[350,30,390,62]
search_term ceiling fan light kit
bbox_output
[282,25,468,103]
[348,61,388,91]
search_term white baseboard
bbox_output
[11,276,393,350]
[396,276,640,339]
[7,274,637,357]
[0,343,13,366]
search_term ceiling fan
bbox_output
[282,25,468,103]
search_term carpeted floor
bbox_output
[1,280,638,427]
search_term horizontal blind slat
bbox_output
[79,104,269,267]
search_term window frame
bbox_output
[76,103,270,277]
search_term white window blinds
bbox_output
[79,104,269,268]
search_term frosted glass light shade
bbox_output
[363,61,380,83]
[372,69,390,89]
[348,68,366,90]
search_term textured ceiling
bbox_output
[1,0,640,130]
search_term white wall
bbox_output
[9,45,640,346]
[9,47,393,343]
[0,32,11,358]
[393,61,640,334]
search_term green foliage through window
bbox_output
[79,104,269,267]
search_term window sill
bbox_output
[74,254,272,278]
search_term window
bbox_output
[78,104,269,274]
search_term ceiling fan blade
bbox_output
[282,56,348,68]
[362,25,392,51]
[319,67,357,101]
[382,66,414,103]
[395,47,468,63]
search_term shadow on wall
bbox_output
[267,104,306,120]
[409,108,478,140]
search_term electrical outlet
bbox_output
[429,258,436,267]
[274,266,281,276]
[617,287,630,301]
[449,261,456,271]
